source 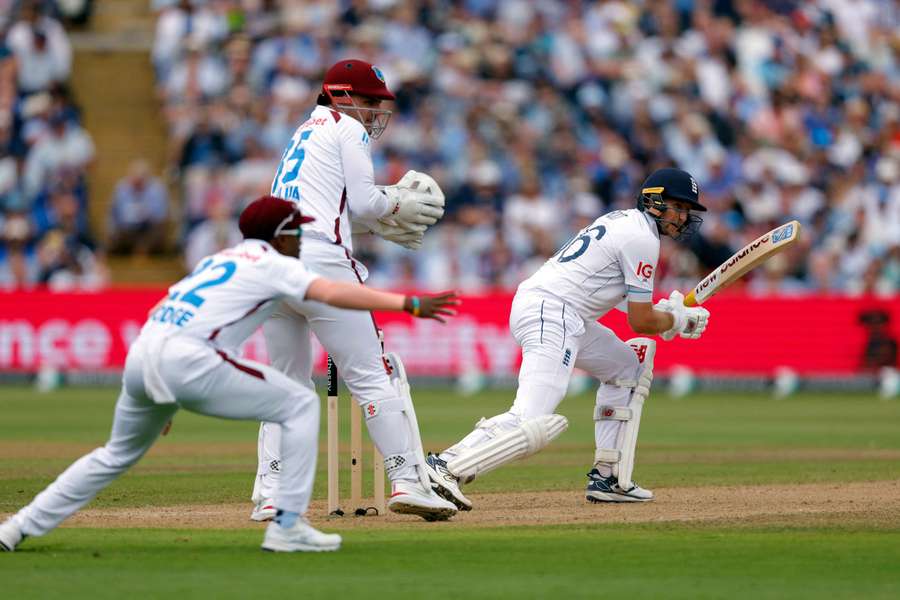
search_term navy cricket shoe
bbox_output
[423,453,473,511]
[585,468,654,503]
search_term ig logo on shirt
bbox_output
[636,261,654,280]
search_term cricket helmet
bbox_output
[637,168,706,241]
[239,195,314,241]
[318,59,394,138]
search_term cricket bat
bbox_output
[684,220,801,306]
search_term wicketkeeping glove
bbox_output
[383,186,444,228]
[382,170,446,229]
[361,217,426,250]
[396,170,445,203]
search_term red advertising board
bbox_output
[0,290,897,375]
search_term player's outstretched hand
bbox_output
[404,291,460,323]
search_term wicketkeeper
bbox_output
[425,168,711,509]
[250,59,457,522]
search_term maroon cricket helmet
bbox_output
[239,195,314,241]
[321,59,396,101]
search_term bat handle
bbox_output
[683,290,698,307]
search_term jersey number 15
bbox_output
[274,130,312,187]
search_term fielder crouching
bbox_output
[0,196,459,554]
[425,168,711,510]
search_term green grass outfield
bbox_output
[2,386,899,598]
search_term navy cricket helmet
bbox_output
[637,168,706,240]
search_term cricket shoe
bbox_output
[0,519,23,552]
[388,480,458,521]
[261,518,341,553]
[424,453,472,511]
[585,469,654,503]
[250,499,277,522]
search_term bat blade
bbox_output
[684,220,801,306]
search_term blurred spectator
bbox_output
[163,41,229,105]
[0,212,38,289]
[107,160,169,256]
[0,139,17,203]
[0,39,15,126]
[36,228,107,290]
[503,174,561,257]
[450,160,503,226]
[55,0,95,26]
[23,110,93,201]
[178,108,229,170]
[35,189,107,290]
[182,164,236,230]
[153,0,227,81]
[5,1,71,96]
[183,198,241,270]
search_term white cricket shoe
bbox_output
[585,469,654,503]
[250,499,277,522]
[0,519,23,552]
[388,480,458,521]
[261,518,341,553]
[424,453,473,511]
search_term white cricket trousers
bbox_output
[9,335,319,538]
[253,238,417,503]
[445,290,643,463]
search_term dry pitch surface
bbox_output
[53,479,900,531]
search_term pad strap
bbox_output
[595,448,621,463]
[360,397,404,420]
[593,405,633,421]
[473,416,505,437]
[608,378,637,388]
[383,451,418,474]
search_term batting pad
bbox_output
[446,414,568,482]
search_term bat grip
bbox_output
[683,290,698,307]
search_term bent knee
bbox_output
[92,446,141,471]
[284,387,320,419]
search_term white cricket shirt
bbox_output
[142,239,319,352]
[517,209,660,321]
[270,105,392,254]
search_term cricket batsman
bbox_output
[0,196,458,553]
[250,59,458,521]
[424,168,711,509]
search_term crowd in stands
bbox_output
[150,0,900,297]
[0,0,106,290]
[3,0,899,298]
